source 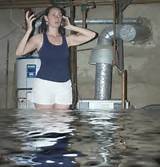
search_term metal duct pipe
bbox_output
[95,63,112,100]
[97,23,152,43]
[90,45,113,100]
[74,18,137,25]
[90,21,151,100]
[89,19,151,100]
[119,23,152,43]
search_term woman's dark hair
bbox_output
[39,6,65,35]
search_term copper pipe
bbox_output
[121,70,128,110]
[81,9,87,28]
[69,5,78,109]
[112,0,117,66]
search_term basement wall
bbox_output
[0,3,160,109]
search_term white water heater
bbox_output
[16,55,41,109]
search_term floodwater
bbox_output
[0,105,160,167]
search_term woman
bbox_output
[16,6,96,110]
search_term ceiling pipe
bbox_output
[74,18,137,25]
[80,2,96,28]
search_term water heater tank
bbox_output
[16,55,41,109]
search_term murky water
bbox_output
[0,106,160,167]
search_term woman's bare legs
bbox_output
[35,104,54,110]
[35,103,70,110]
[54,104,70,110]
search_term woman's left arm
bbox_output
[64,16,96,47]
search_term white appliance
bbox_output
[77,99,130,111]
[16,55,41,109]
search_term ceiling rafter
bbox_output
[0,0,160,9]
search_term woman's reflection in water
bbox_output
[13,109,81,167]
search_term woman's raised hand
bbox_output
[62,16,71,29]
[25,11,36,31]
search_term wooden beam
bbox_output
[132,0,160,4]
[0,0,160,9]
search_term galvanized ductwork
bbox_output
[90,21,151,100]
[89,27,113,100]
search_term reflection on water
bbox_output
[0,107,160,166]
[0,109,78,167]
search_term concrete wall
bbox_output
[0,9,24,108]
[0,3,160,109]
[123,4,160,108]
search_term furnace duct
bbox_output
[90,23,151,100]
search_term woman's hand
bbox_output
[25,11,36,32]
[62,16,71,29]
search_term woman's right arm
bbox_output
[16,11,38,56]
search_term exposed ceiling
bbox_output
[0,0,160,9]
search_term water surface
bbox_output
[0,106,160,167]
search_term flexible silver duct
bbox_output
[95,63,112,100]
[90,44,113,100]
[90,21,151,100]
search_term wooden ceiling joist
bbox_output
[0,0,160,9]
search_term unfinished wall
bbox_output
[0,9,24,108]
[123,4,160,108]
[0,3,160,109]
[76,4,160,108]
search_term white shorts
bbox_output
[29,78,72,105]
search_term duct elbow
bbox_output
[89,46,113,65]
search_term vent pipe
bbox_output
[90,22,151,100]
[89,27,113,100]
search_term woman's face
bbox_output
[45,8,63,28]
